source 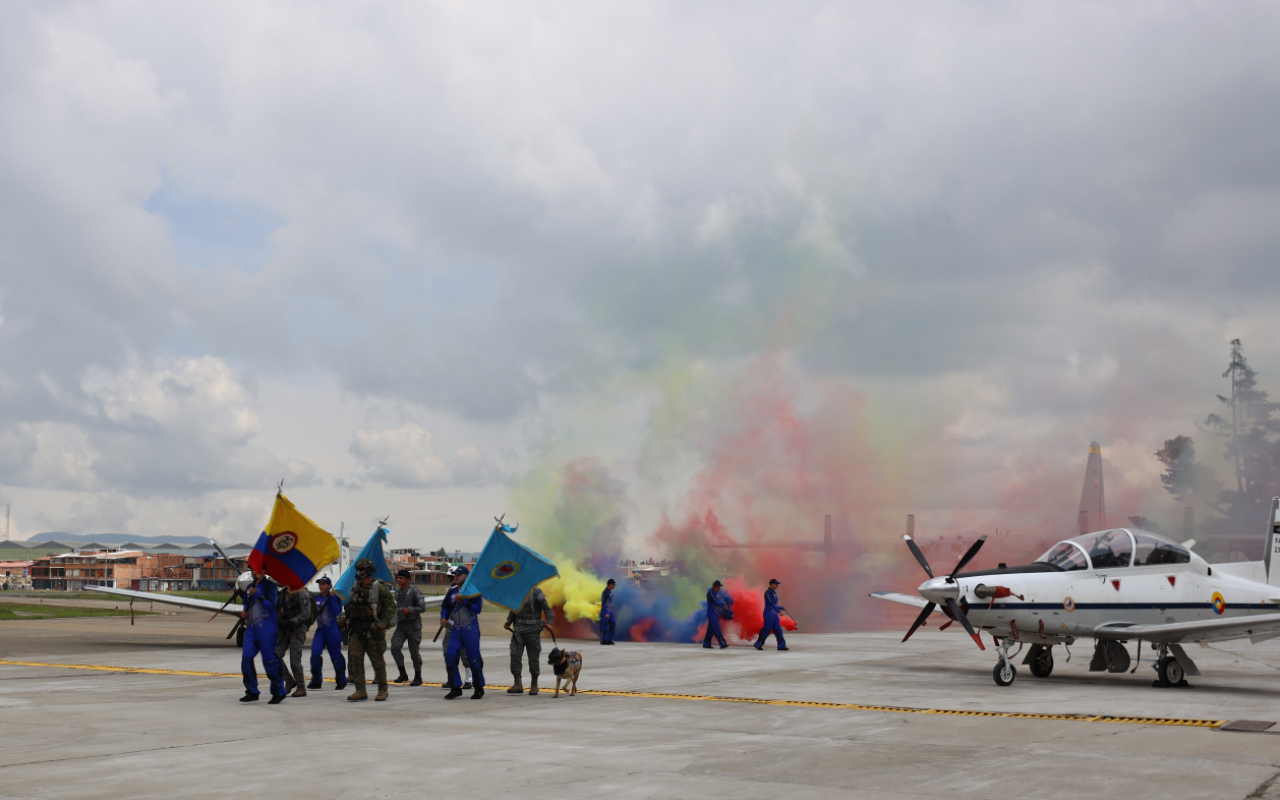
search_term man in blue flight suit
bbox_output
[239,570,287,704]
[703,579,729,649]
[441,566,486,700]
[754,578,789,651]
[307,575,348,690]
[599,578,617,645]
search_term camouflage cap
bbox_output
[354,558,376,574]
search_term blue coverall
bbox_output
[599,587,616,643]
[241,578,286,697]
[703,586,728,648]
[442,586,485,690]
[309,590,347,687]
[754,587,788,650]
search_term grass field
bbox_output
[0,603,156,621]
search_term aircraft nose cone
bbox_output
[918,577,959,604]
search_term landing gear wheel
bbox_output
[1029,648,1054,679]
[992,661,1016,686]
[1157,656,1184,686]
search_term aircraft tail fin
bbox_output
[1267,497,1280,587]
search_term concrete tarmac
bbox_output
[0,608,1278,800]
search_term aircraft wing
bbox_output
[422,595,445,608]
[1093,612,1280,643]
[869,591,943,612]
[85,585,239,615]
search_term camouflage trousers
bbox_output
[509,628,542,678]
[275,631,306,686]
[349,630,388,691]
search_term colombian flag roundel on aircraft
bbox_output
[247,492,340,589]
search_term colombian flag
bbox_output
[247,492,339,590]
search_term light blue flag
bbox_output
[459,519,559,611]
[335,526,394,601]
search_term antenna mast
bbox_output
[4,503,8,542]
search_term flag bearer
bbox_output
[391,569,427,686]
[438,567,473,689]
[505,586,554,695]
[599,578,616,645]
[702,580,729,649]
[753,579,789,651]
[345,559,395,701]
[308,576,347,690]
[441,566,485,699]
[240,571,287,704]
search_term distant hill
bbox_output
[28,532,212,545]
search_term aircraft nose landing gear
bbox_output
[992,638,1017,686]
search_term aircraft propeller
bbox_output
[900,534,987,650]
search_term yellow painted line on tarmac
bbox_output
[0,659,1228,729]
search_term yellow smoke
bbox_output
[540,559,605,621]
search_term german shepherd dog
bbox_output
[546,647,582,698]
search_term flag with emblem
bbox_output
[246,491,340,590]
[459,519,559,611]
[334,525,394,601]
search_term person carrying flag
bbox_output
[599,578,616,645]
[441,565,485,700]
[438,567,473,690]
[308,576,347,690]
[702,580,730,649]
[239,570,287,704]
[753,578,789,651]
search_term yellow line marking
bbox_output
[0,659,1228,728]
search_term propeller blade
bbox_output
[901,601,936,643]
[207,588,241,623]
[949,535,988,577]
[944,597,985,650]
[226,618,245,641]
[903,535,934,578]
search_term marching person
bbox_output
[753,578,789,651]
[599,578,616,645]
[344,558,396,702]
[504,585,554,695]
[440,566,485,699]
[438,567,473,690]
[703,580,729,649]
[275,583,313,697]
[308,576,347,690]
[391,569,427,686]
[239,570,287,704]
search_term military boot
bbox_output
[307,677,323,689]
[393,669,409,684]
[348,689,368,701]
[284,675,296,692]
[445,687,463,699]
[528,677,539,696]
[506,676,524,694]
[291,686,307,698]
[410,670,422,686]
[375,686,389,701]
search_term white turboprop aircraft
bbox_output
[85,540,443,645]
[870,499,1280,687]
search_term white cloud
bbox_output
[350,424,502,489]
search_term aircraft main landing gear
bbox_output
[1152,643,1190,688]
[1028,646,1053,679]
[992,639,1017,686]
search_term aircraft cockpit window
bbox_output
[1131,531,1191,566]
[1037,542,1089,571]
[1070,529,1134,569]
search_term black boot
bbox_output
[307,677,323,689]
[410,670,422,686]
[471,686,485,699]
[445,687,463,699]
[239,693,259,702]
[267,693,286,705]
[393,669,410,684]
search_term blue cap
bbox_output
[316,576,332,585]
[396,569,411,579]
[453,566,469,576]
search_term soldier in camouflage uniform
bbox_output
[504,586,554,695]
[343,559,396,701]
[274,584,313,697]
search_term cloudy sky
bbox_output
[2,2,1279,552]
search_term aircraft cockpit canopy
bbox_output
[1036,528,1191,571]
